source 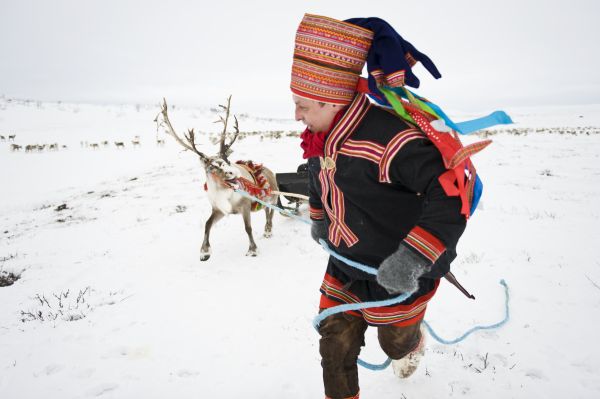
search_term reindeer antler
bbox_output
[155,98,209,163]
[215,95,240,164]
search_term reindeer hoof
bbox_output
[246,249,258,257]
[263,231,272,238]
[200,252,211,261]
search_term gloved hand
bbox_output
[311,219,328,245]
[376,244,432,295]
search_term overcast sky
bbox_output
[1,0,599,117]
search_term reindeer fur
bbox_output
[156,97,279,262]
[200,158,279,261]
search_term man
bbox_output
[291,14,469,399]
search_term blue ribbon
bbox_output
[373,87,514,135]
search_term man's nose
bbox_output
[294,109,302,121]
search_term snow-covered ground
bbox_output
[1,98,599,398]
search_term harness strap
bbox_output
[202,163,272,204]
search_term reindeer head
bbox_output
[156,96,241,181]
[205,156,240,182]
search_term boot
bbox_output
[391,325,426,378]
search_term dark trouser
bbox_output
[318,311,422,399]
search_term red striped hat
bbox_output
[291,14,374,105]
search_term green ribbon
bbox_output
[379,87,415,125]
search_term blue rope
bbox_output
[358,357,392,370]
[422,279,510,345]
[234,188,510,369]
[318,239,378,276]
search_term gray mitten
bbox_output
[311,219,328,244]
[377,244,432,294]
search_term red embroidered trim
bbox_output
[404,226,446,264]
[310,206,325,220]
[291,59,360,105]
[405,52,417,67]
[324,94,371,155]
[338,139,385,164]
[319,273,439,327]
[319,94,371,248]
[378,129,426,183]
[370,68,406,88]
[385,70,406,87]
[320,161,359,247]
[295,14,373,73]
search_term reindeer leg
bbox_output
[264,207,274,238]
[242,207,258,257]
[200,208,224,261]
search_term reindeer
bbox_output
[8,135,16,141]
[156,97,279,261]
[114,141,125,148]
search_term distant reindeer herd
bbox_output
[3,133,167,152]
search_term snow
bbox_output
[1,98,599,398]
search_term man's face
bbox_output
[293,95,339,133]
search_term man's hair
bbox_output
[318,102,336,108]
